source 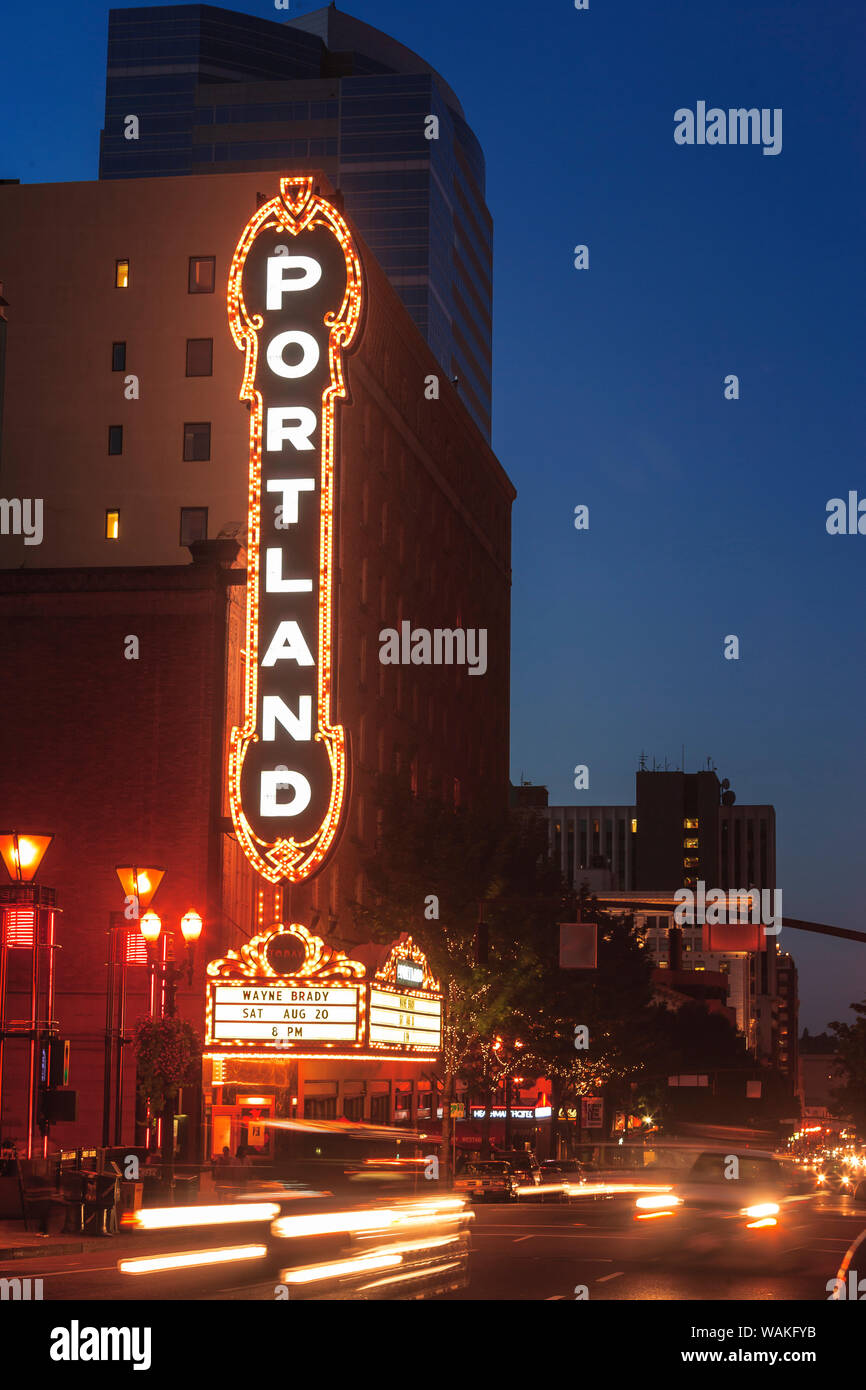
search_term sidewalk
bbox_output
[0,1222,144,1261]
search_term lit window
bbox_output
[105,509,120,540]
[188,256,215,294]
[684,818,699,829]
[112,342,126,371]
[684,838,699,849]
[186,338,213,376]
[683,857,699,868]
[115,260,129,288]
[108,425,123,455]
[183,422,211,461]
[180,507,208,546]
[631,818,637,833]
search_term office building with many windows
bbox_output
[98,3,493,438]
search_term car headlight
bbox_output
[741,1203,779,1219]
[635,1193,682,1210]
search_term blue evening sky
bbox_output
[2,0,864,1029]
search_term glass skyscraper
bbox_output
[99,3,492,438]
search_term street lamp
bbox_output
[0,831,58,1158]
[138,909,203,1176]
[140,911,162,945]
[0,832,54,884]
[140,909,202,1006]
[115,865,165,915]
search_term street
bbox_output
[5,1192,862,1303]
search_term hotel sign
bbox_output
[227,176,364,884]
[205,926,442,1058]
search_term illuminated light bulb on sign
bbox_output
[227,176,364,884]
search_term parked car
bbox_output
[454,1161,519,1203]
[495,1151,541,1190]
[538,1158,588,1202]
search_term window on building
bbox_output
[369,1095,390,1124]
[108,425,123,455]
[342,1095,364,1122]
[180,507,208,546]
[115,260,129,289]
[631,818,637,833]
[186,338,213,376]
[112,342,126,372]
[188,256,215,293]
[304,1096,337,1120]
[684,818,699,829]
[684,838,699,849]
[183,422,211,460]
[105,509,120,540]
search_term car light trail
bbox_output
[280,1252,403,1283]
[126,1203,281,1229]
[740,1203,780,1219]
[119,1244,267,1274]
[272,1198,466,1239]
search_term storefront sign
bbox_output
[227,176,364,884]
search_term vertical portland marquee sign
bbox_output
[228,177,364,883]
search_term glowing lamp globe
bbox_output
[140,911,162,945]
[180,910,203,945]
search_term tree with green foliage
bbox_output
[828,1001,866,1135]
[350,779,560,1179]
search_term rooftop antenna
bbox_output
[638,751,647,771]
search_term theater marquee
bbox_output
[227,176,364,884]
[205,926,442,1060]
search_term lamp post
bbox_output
[139,909,202,1175]
[105,866,166,1147]
[0,833,56,1157]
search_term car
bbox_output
[454,1161,519,1202]
[538,1158,589,1201]
[630,1148,794,1265]
[495,1151,541,1190]
[817,1165,849,1193]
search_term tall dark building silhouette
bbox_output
[99,3,493,438]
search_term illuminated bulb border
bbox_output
[226,175,363,884]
